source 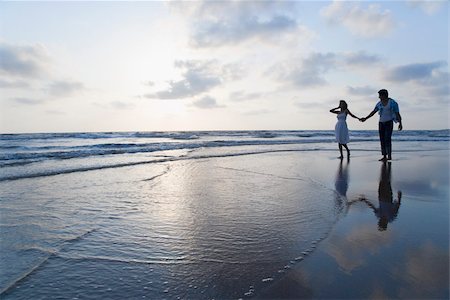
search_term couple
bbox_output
[330,89,403,161]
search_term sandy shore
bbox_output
[257,149,449,299]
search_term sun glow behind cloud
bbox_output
[0,1,448,133]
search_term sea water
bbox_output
[0,130,448,299]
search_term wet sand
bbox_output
[258,149,449,299]
[1,144,448,299]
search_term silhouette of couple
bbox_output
[330,89,403,161]
[336,159,402,231]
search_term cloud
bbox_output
[384,61,447,82]
[325,223,393,273]
[110,101,135,110]
[143,80,155,87]
[229,91,263,102]
[46,110,66,115]
[395,242,449,298]
[191,14,298,47]
[242,109,272,116]
[407,0,447,15]
[145,60,239,100]
[46,80,85,97]
[342,51,381,67]
[172,1,308,47]
[269,50,384,89]
[321,1,396,38]
[384,61,448,99]
[191,95,224,109]
[0,42,49,78]
[0,79,30,89]
[270,52,337,88]
[10,97,45,105]
[346,85,377,96]
[294,101,328,111]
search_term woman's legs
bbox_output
[343,144,350,157]
[338,144,343,159]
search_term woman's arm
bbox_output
[330,107,340,114]
[346,109,359,119]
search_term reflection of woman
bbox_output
[330,100,360,159]
[334,159,349,215]
[335,159,348,197]
[360,162,402,231]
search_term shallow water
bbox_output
[1,131,448,299]
[1,150,344,299]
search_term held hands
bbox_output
[359,117,366,122]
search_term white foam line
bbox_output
[142,165,171,182]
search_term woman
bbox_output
[330,100,360,159]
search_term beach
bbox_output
[0,131,448,299]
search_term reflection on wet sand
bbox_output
[256,153,449,299]
[359,162,402,231]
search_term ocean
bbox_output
[1,130,449,299]
[1,130,448,181]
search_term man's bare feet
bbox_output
[387,155,392,160]
[379,156,388,162]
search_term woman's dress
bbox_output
[335,113,349,144]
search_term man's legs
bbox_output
[385,121,393,160]
[378,121,394,161]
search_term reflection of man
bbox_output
[360,162,402,231]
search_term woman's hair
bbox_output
[339,100,348,111]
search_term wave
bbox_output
[1,130,448,172]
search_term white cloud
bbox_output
[0,42,50,78]
[110,101,135,110]
[10,97,45,105]
[384,61,447,82]
[145,59,242,100]
[407,0,447,15]
[171,1,311,47]
[346,85,377,96]
[342,51,381,67]
[191,95,224,109]
[321,1,396,38]
[270,52,337,88]
[242,109,272,116]
[46,80,85,97]
[0,79,30,89]
[229,91,264,102]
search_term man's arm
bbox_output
[360,109,377,122]
[396,112,403,131]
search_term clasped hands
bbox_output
[359,117,366,122]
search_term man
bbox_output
[360,89,403,161]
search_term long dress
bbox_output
[335,112,349,144]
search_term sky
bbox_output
[0,0,448,133]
